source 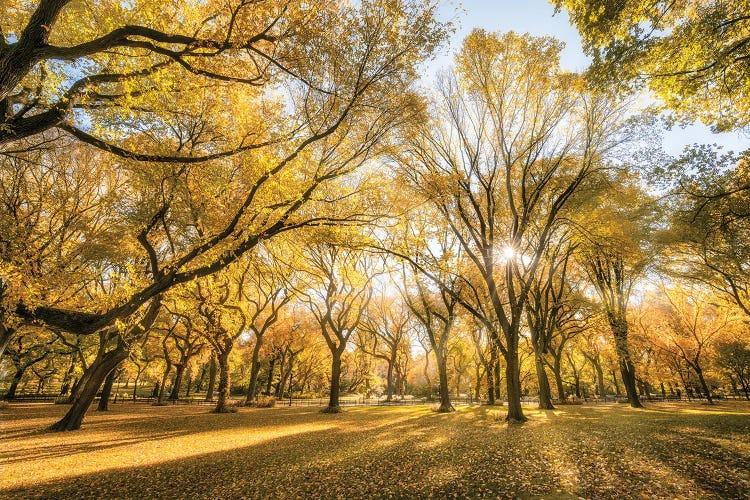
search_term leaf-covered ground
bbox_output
[2,401,749,499]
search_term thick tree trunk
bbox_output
[50,347,128,431]
[385,357,395,402]
[213,348,233,413]
[323,348,344,413]
[169,363,186,401]
[505,348,527,423]
[433,348,454,412]
[204,355,217,402]
[534,351,554,410]
[97,367,118,411]
[611,321,642,408]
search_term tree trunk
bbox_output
[534,351,554,410]
[4,367,25,399]
[611,320,642,408]
[593,358,606,397]
[245,340,263,403]
[611,369,621,395]
[505,344,527,423]
[423,351,432,400]
[323,348,344,413]
[157,356,172,404]
[50,346,128,431]
[59,357,77,396]
[204,355,217,402]
[213,348,233,413]
[132,371,141,401]
[169,363,186,401]
[695,365,713,404]
[493,357,502,400]
[433,348,454,412]
[264,357,276,395]
[486,351,496,405]
[97,366,118,411]
[385,357,395,402]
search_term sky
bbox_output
[425,0,746,157]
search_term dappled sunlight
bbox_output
[2,402,749,498]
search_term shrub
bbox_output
[0,400,9,410]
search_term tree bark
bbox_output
[695,366,714,404]
[244,340,263,403]
[434,349,454,412]
[486,349,496,405]
[534,351,555,410]
[50,346,128,431]
[97,366,118,411]
[611,320,642,408]
[385,356,395,402]
[213,347,233,413]
[169,363,186,401]
[505,346,527,423]
[323,348,344,413]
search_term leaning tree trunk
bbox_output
[50,346,128,431]
[323,347,344,413]
[611,320,642,408]
[204,355,217,402]
[213,347,233,413]
[434,349,454,412]
[97,366,119,411]
[505,342,527,423]
[534,350,554,410]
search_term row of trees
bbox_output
[1,0,749,430]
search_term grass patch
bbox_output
[1,402,749,498]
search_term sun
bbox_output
[502,246,516,260]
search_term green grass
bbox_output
[2,402,749,499]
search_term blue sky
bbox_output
[425,0,746,157]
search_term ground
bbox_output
[2,402,749,499]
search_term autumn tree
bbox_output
[297,242,378,413]
[395,31,629,422]
[358,286,414,402]
[555,0,750,131]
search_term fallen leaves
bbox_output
[1,401,749,499]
